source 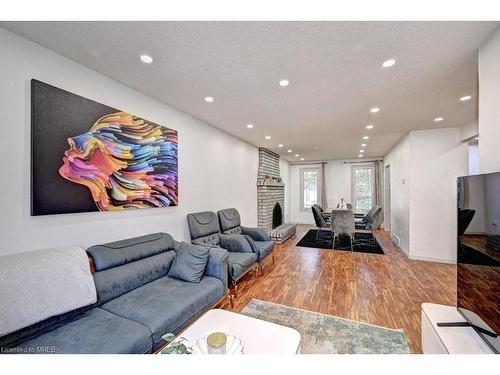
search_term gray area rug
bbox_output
[241,299,410,354]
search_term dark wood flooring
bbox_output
[219,225,456,353]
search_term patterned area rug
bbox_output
[296,230,384,254]
[241,299,410,354]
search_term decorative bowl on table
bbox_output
[192,334,243,354]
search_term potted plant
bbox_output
[160,333,192,354]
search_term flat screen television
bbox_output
[457,172,500,353]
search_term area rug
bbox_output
[241,299,410,354]
[296,229,384,254]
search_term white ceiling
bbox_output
[2,21,497,161]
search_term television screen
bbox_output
[457,173,500,353]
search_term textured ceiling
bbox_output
[2,21,497,161]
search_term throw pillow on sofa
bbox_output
[168,242,210,283]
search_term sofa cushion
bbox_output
[168,242,210,283]
[0,246,97,337]
[11,308,152,354]
[227,252,257,280]
[93,251,176,304]
[87,232,175,271]
[100,276,224,349]
[255,241,274,259]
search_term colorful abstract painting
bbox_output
[31,80,178,215]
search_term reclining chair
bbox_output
[217,208,275,274]
[187,211,258,303]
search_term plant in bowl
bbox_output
[160,333,192,354]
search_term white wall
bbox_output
[0,28,258,255]
[384,135,410,253]
[459,120,479,142]
[479,26,500,174]
[468,143,480,175]
[279,158,291,223]
[408,128,468,263]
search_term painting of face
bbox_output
[31,80,178,215]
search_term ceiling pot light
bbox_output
[287,149,292,153]
[361,143,367,147]
[294,154,299,157]
[314,147,318,151]
[366,125,374,129]
[204,96,214,103]
[278,144,283,148]
[434,117,444,122]
[382,59,396,68]
[370,107,380,113]
[363,136,370,140]
[265,136,271,140]
[358,154,363,158]
[460,95,472,102]
[246,124,254,129]
[140,54,153,63]
[279,79,289,87]
[300,158,304,161]
[359,150,365,153]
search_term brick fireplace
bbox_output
[257,148,296,243]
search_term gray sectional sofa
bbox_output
[0,233,229,354]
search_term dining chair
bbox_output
[330,209,356,251]
[311,205,331,243]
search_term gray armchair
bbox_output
[187,211,258,300]
[217,208,275,272]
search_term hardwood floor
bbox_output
[219,225,456,353]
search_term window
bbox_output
[300,168,321,211]
[351,165,375,214]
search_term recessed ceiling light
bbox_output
[287,149,292,153]
[460,95,472,102]
[204,96,214,103]
[358,154,363,158]
[246,124,254,129]
[475,137,479,140]
[279,79,289,87]
[434,117,444,122]
[382,59,396,68]
[359,150,365,153]
[370,107,380,113]
[314,147,318,151]
[265,136,271,140]
[294,154,299,157]
[361,143,367,147]
[300,158,304,161]
[366,125,374,129]
[278,144,283,148]
[140,54,153,63]
[363,136,370,140]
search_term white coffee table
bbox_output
[174,309,301,354]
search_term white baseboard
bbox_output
[409,254,456,264]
